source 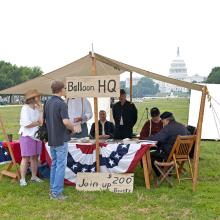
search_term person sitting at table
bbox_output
[140,107,163,140]
[90,110,114,139]
[67,97,93,138]
[19,89,44,186]
[147,111,189,176]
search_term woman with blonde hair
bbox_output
[19,89,43,186]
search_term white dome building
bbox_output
[169,47,188,80]
[166,47,190,93]
[157,47,206,94]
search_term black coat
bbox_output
[90,120,115,138]
[113,101,137,128]
[112,100,138,139]
[147,120,189,158]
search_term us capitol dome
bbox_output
[157,47,206,94]
[169,47,188,80]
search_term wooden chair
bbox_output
[154,160,175,187]
[154,135,196,185]
[167,135,196,183]
[0,116,20,182]
[186,125,197,159]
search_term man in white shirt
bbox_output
[67,97,93,138]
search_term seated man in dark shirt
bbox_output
[90,110,114,139]
[140,107,163,139]
[147,111,189,176]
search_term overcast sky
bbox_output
[0,0,219,79]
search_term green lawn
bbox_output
[0,99,220,220]
[134,98,190,132]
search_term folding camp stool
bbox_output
[154,161,175,187]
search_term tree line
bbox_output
[0,61,42,91]
[206,67,220,84]
[121,77,159,98]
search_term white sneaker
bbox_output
[20,179,27,187]
[31,176,44,183]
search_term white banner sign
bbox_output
[66,75,120,98]
[76,173,134,193]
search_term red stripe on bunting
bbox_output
[75,143,107,154]
[64,178,75,186]
[127,144,152,172]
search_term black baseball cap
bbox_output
[160,111,173,120]
[150,107,160,117]
[120,89,126,95]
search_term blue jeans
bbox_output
[50,142,68,196]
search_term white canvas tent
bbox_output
[0,52,203,95]
[0,52,208,191]
[188,84,220,140]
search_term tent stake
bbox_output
[91,55,100,172]
[192,86,207,191]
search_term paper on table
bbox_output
[123,138,137,145]
[138,140,158,145]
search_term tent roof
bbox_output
[0,52,204,95]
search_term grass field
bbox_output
[0,99,220,220]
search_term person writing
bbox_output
[45,81,75,200]
[19,90,43,186]
[90,110,114,139]
[140,107,163,139]
[147,112,189,176]
[113,89,137,139]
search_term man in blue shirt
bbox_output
[45,81,75,200]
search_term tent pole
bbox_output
[91,55,100,172]
[192,86,207,192]
[130,72,133,102]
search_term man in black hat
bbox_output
[113,89,138,139]
[147,111,189,176]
